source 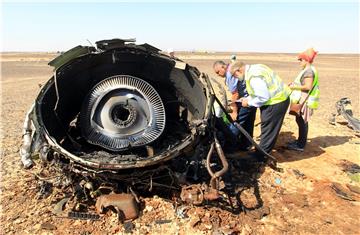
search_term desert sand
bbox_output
[1,52,359,234]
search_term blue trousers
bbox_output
[236,106,257,150]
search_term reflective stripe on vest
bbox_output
[245,64,290,106]
[290,65,319,109]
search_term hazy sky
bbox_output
[1,1,359,53]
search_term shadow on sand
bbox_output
[274,131,353,163]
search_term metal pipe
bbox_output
[206,135,229,190]
[213,136,229,178]
[206,142,215,177]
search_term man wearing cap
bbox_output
[230,61,290,161]
[213,60,257,151]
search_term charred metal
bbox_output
[20,38,274,219]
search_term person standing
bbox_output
[213,60,257,150]
[230,62,290,161]
[167,48,175,58]
[287,48,320,151]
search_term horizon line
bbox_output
[1,51,359,55]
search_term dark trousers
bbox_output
[296,115,308,148]
[237,106,257,149]
[256,98,290,157]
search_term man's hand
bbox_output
[241,98,249,107]
[288,83,296,90]
[229,92,239,121]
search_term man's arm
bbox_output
[225,71,240,120]
[290,77,314,91]
[230,91,239,120]
[242,77,270,107]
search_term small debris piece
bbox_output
[346,184,360,194]
[190,215,201,227]
[292,169,306,179]
[146,146,154,157]
[155,219,172,224]
[41,222,57,230]
[37,181,52,199]
[53,197,70,215]
[67,211,100,220]
[247,206,270,220]
[331,183,355,201]
[176,205,189,219]
[124,221,135,233]
[338,160,360,174]
[324,218,332,224]
[95,193,139,221]
[180,184,204,205]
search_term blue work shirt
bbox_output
[225,69,238,94]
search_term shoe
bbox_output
[287,142,304,152]
[286,140,298,145]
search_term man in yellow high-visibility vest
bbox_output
[231,61,290,161]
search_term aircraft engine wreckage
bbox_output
[20,38,277,221]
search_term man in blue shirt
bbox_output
[213,60,257,150]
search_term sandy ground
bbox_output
[0,52,359,234]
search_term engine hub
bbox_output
[80,75,166,151]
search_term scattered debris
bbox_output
[338,160,360,183]
[95,193,139,221]
[52,197,70,215]
[292,169,306,179]
[180,184,205,205]
[247,206,270,220]
[329,97,360,133]
[17,38,286,230]
[346,184,360,194]
[175,205,189,219]
[123,221,135,233]
[155,219,172,224]
[338,159,360,174]
[190,215,201,228]
[331,183,355,201]
[40,222,57,230]
[67,211,100,220]
[36,181,52,199]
